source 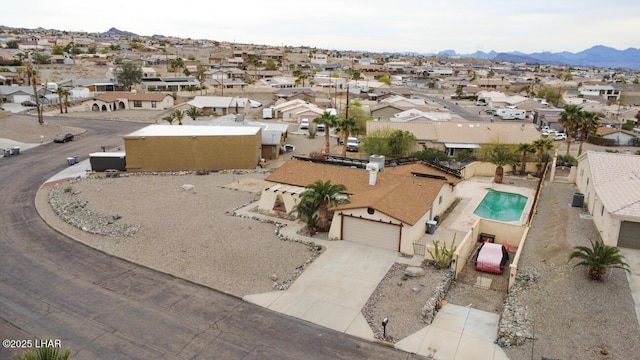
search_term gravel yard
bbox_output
[5,112,640,358]
[40,172,317,297]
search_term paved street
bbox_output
[0,116,423,359]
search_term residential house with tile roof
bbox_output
[272,99,325,123]
[575,151,640,249]
[186,96,251,116]
[259,159,461,253]
[367,120,542,156]
[83,92,174,111]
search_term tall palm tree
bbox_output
[334,116,358,157]
[577,111,601,156]
[62,88,70,113]
[559,104,584,155]
[314,111,337,154]
[569,239,630,280]
[517,143,536,175]
[294,180,350,232]
[482,144,518,184]
[56,87,65,114]
[186,106,203,121]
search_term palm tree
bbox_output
[290,194,320,236]
[173,108,186,125]
[55,87,65,114]
[162,113,176,125]
[185,106,203,121]
[334,116,358,157]
[517,143,536,175]
[559,104,584,155]
[294,180,350,232]
[569,239,630,280]
[482,144,518,184]
[62,88,70,113]
[314,111,337,154]
[577,111,601,156]
[532,137,555,177]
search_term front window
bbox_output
[133,100,142,108]
[151,101,156,108]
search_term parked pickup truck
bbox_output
[346,137,359,152]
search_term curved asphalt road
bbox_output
[0,116,422,359]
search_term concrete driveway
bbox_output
[620,248,640,326]
[244,241,399,339]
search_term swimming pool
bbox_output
[474,189,528,222]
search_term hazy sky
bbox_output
[3,0,639,54]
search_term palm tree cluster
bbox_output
[558,104,601,156]
[56,87,71,114]
[291,180,350,235]
[162,108,186,125]
[481,137,556,183]
[313,111,360,157]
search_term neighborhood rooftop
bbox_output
[125,124,261,137]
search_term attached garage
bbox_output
[342,216,402,251]
[618,221,640,249]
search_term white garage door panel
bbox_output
[343,217,400,251]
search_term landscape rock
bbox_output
[181,184,195,191]
[405,266,426,277]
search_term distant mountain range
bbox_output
[453,45,640,70]
[99,28,638,70]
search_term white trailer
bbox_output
[497,108,526,120]
[262,107,273,119]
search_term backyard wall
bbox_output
[462,161,541,180]
[451,217,529,290]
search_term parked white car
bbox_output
[300,119,309,129]
[554,133,568,141]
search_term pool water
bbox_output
[474,189,528,222]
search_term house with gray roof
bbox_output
[575,151,640,249]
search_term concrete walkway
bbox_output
[395,304,508,360]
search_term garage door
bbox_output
[342,216,401,251]
[618,221,640,249]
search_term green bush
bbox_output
[588,135,615,147]
[413,148,449,162]
[557,154,577,167]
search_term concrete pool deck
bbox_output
[445,177,536,232]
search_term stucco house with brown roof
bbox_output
[575,151,640,249]
[367,120,542,157]
[258,159,461,253]
[595,127,638,146]
[83,92,174,112]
